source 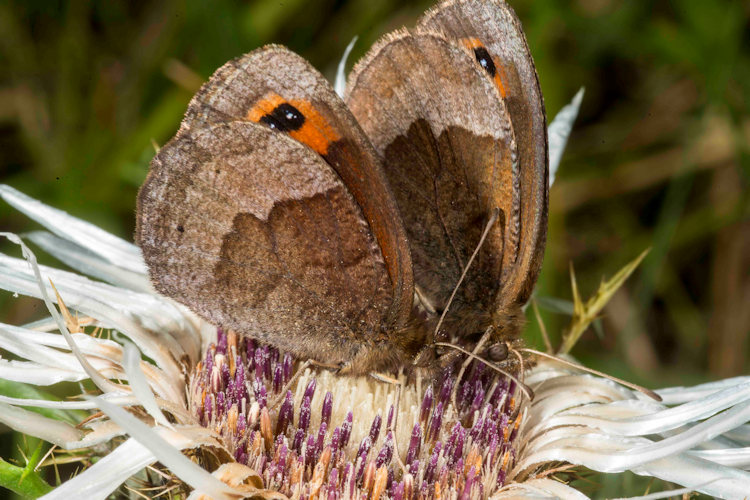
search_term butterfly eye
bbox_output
[473,46,496,78]
[487,342,508,362]
[260,102,306,132]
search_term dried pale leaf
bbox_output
[120,338,173,429]
[0,323,94,372]
[548,88,584,186]
[521,361,750,499]
[0,402,85,448]
[493,477,588,499]
[657,376,750,404]
[0,184,146,274]
[187,463,287,500]
[39,438,155,500]
[0,249,194,389]
[92,396,242,499]
[544,382,750,437]
[334,36,358,98]
[26,231,151,292]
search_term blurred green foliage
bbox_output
[1,0,749,497]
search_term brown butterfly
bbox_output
[135,0,548,376]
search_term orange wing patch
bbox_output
[246,93,287,122]
[460,38,509,99]
[247,93,341,156]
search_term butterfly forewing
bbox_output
[177,46,414,327]
[418,0,549,307]
[137,47,417,373]
[346,31,522,335]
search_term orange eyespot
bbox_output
[247,93,341,156]
[460,38,509,99]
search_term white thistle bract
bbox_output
[0,91,748,499]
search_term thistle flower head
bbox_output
[189,328,523,499]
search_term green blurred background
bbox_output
[1,0,749,497]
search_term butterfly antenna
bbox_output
[509,342,527,385]
[517,347,662,401]
[435,340,534,402]
[447,327,492,414]
[433,208,500,339]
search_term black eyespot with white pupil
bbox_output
[473,46,496,78]
[260,102,306,132]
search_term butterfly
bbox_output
[136,0,547,376]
